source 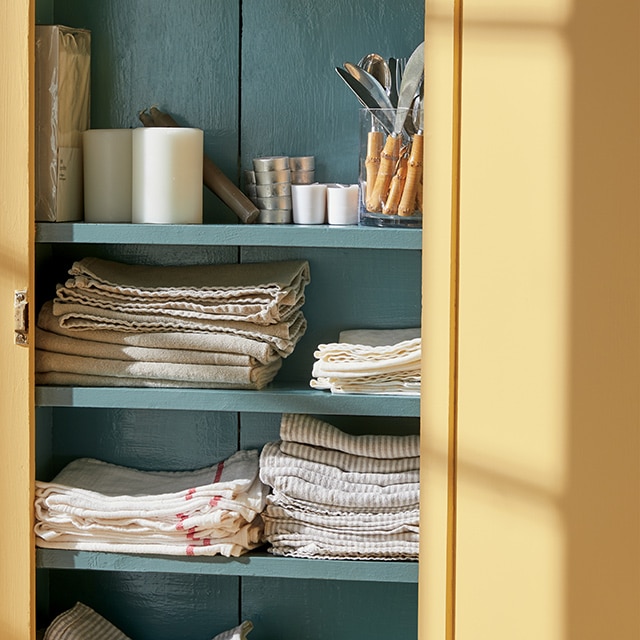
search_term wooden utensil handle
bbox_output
[366,133,400,212]
[139,107,259,224]
[365,130,384,207]
[383,151,408,215]
[398,133,423,216]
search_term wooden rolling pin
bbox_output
[138,107,259,224]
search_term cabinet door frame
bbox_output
[0,0,36,638]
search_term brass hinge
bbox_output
[14,289,29,345]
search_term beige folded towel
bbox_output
[65,257,310,306]
[52,302,307,357]
[36,350,281,389]
[55,283,305,326]
[38,300,279,364]
[36,326,254,366]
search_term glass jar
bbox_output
[358,108,423,228]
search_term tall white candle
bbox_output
[132,127,203,224]
[82,129,133,223]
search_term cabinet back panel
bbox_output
[46,571,240,640]
[45,408,239,478]
[241,577,418,640]
[37,1,424,637]
[242,246,422,381]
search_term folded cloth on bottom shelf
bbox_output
[42,602,254,640]
[35,450,267,557]
[43,602,131,640]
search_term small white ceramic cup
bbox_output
[291,183,327,224]
[326,183,359,225]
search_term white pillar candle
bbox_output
[326,183,359,225]
[291,183,327,224]
[82,129,133,223]
[132,127,203,224]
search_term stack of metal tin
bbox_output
[245,156,315,224]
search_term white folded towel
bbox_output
[35,450,267,557]
[310,327,421,395]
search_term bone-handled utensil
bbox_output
[366,42,424,213]
[398,92,424,216]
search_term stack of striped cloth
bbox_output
[259,413,420,560]
[35,257,310,389]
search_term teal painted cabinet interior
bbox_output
[34,2,425,639]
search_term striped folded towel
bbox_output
[259,414,420,560]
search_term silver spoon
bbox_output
[357,53,392,99]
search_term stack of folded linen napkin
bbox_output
[42,602,254,640]
[259,414,420,561]
[35,449,267,557]
[36,257,310,389]
[310,327,421,395]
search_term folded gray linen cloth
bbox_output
[43,602,254,640]
[264,502,419,533]
[43,602,131,640]
[279,440,420,473]
[259,414,420,560]
[260,441,420,488]
[36,349,282,389]
[279,413,420,459]
[38,300,280,365]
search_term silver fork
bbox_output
[395,57,408,99]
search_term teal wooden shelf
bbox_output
[36,549,418,583]
[35,384,420,416]
[35,222,422,250]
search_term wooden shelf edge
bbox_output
[35,222,422,250]
[36,549,419,583]
[35,384,421,416]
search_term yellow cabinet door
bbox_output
[451,0,640,638]
[0,1,35,639]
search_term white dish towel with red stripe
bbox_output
[34,449,266,557]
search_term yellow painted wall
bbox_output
[0,1,35,639]
[454,0,639,638]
